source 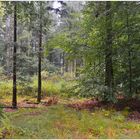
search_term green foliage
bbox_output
[0,73,76,98]
[75,76,106,99]
[0,81,13,97]
[42,62,60,74]
[30,74,76,97]
[0,109,14,138]
[60,1,140,102]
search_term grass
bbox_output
[1,103,140,139]
[0,73,76,99]
[1,72,140,138]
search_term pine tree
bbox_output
[12,1,17,108]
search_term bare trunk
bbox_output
[73,59,77,77]
[126,2,132,95]
[12,2,17,108]
[62,52,65,75]
[105,1,114,100]
[37,2,42,103]
[60,52,65,76]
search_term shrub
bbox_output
[0,72,77,98]
[0,81,12,97]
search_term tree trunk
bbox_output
[65,54,68,72]
[62,52,65,75]
[12,2,17,108]
[5,16,11,75]
[73,59,77,77]
[48,49,53,63]
[105,1,114,101]
[37,2,42,103]
[60,51,65,76]
[126,2,132,95]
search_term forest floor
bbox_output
[1,96,140,139]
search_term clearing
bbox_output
[1,97,140,139]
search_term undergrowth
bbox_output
[1,105,140,139]
[0,72,76,98]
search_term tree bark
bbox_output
[126,2,132,95]
[37,2,42,103]
[105,1,114,100]
[12,2,17,108]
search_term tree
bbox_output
[37,2,43,103]
[12,1,17,108]
[33,1,51,103]
[47,2,84,77]
[0,1,140,104]
[126,2,132,95]
[104,1,114,101]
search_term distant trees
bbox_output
[47,1,84,77]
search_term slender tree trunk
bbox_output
[105,1,114,100]
[126,2,132,95]
[5,16,10,74]
[73,59,77,77]
[12,2,17,108]
[60,52,63,75]
[60,52,65,75]
[37,2,42,103]
[62,52,65,75]
[48,49,53,63]
[65,54,68,72]
[128,50,132,94]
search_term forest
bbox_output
[0,1,140,139]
